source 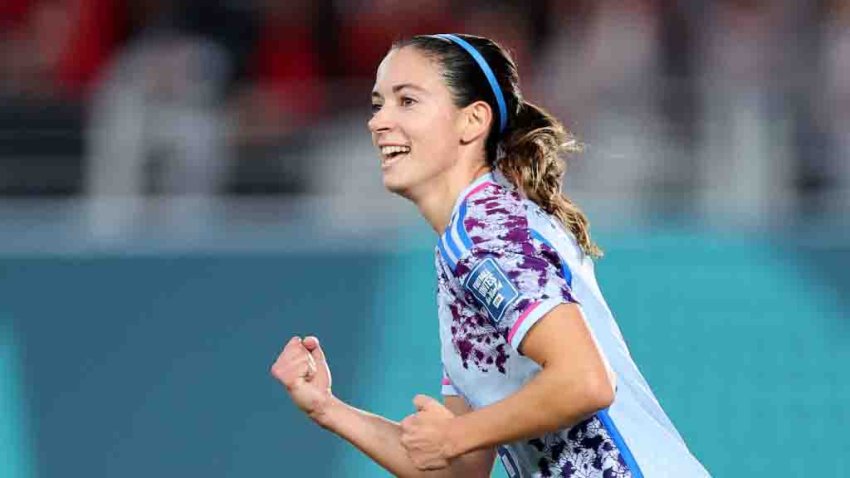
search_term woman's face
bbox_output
[368,46,463,198]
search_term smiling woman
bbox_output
[368,47,474,207]
[271,34,710,478]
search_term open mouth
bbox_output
[380,145,411,168]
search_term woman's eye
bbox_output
[401,97,416,107]
[370,103,382,113]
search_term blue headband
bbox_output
[432,34,508,134]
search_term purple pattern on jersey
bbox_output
[436,180,575,375]
[438,262,510,373]
[527,416,632,478]
[458,181,574,327]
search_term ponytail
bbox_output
[497,101,603,258]
[396,34,601,257]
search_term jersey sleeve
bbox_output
[453,235,577,353]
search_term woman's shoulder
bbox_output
[457,177,532,251]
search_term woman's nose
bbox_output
[368,107,393,133]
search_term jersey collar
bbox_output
[449,171,496,220]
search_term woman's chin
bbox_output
[382,173,408,195]
[381,170,416,199]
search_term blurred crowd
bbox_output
[0,0,848,218]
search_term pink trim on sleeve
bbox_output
[507,301,542,344]
[464,181,495,202]
[441,377,452,386]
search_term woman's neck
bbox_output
[414,165,491,235]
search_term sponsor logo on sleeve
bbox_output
[464,258,519,324]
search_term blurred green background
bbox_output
[1,225,847,477]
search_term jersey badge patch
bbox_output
[464,258,519,324]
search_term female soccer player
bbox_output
[271,34,710,477]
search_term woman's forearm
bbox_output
[445,364,614,458]
[314,396,466,478]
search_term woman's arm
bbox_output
[441,396,497,476]
[314,395,494,478]
[402,303,616,468]
[270,336,493,478]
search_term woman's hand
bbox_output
[400,395,457,470]
[270,336,334,423]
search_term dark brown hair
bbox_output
[392,34,602,258]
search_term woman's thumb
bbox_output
[413,394,436,411]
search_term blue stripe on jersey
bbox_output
[529,229,573,287]
[444,227,463,264]
[597,409,644,478]
[437,236,457,270]
[497,447,520,478]
[450,218,470,260]
[456,201,474,250]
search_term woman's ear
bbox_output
[460,100,493,144]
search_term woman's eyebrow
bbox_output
[392,83,427,94]
[371,83,427,99]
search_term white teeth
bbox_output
[380,145,411,156]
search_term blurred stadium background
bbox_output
[1,0,849,476]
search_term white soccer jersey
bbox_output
[435,172,710,477]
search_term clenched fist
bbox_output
[400,394,456,470]
[270,336,333,422]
